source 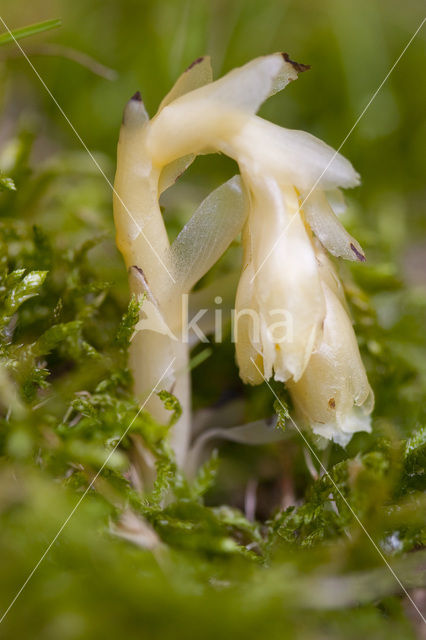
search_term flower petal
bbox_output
[174,53,301,113]
[159,56,213,110]
[325,188,347,215]
[303,189,366,262]
[231,118,361,191]
[287,282,373,445]
[235,179,325,383]
[234,257,265,385]
[311,407,372,447]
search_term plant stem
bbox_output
[113,94,192,469]
[128,306,191,468]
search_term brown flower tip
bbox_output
[132,265,144,276]
[130,265,148,285]
[281,52,311,73]
[186,57,204,71]
[350,243,366,262]
[328,397,336,409]
[131,91,142,102]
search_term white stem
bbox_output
[129,326,191,467]
[114,94,192,469]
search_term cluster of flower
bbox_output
[113,53,373,454]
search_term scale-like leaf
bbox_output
[170,176,247,293]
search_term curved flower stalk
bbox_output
[113,52,373,470]
[113,58,247,466]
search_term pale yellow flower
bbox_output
[114,53,374,455]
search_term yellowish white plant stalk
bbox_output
[113,52,374,468]
[113,60,246,466]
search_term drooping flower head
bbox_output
[114,53,374,452]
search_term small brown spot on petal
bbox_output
[186,57,204,71]
[328,397,336,409]
[131,91,142,102]
[350,243,366,262]
[282,52,311,73]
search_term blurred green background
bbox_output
[0,1,425,638]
